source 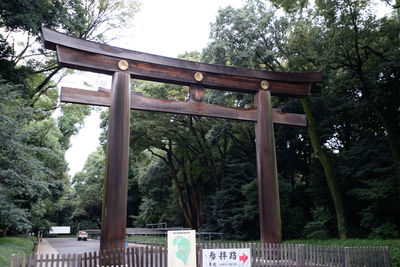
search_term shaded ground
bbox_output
[44,238,100,254]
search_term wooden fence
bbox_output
[10,243,391,267]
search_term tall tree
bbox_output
[203,2,348,238]
[71,147,105,228]
[0,0,139,235]
[129,83,227,229]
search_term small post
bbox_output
[10,254,15,267]
[189,84,205,102]
[384,246,391,267]
[75,253,80,267]
[296,244,305,266]
[254,90,282,243]
[344,247,350,267]
[100,72,131,252]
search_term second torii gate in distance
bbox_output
[41,27,322,251]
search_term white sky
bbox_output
[64,0,245,177]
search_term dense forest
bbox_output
[0,0,139,236]
[1,0,399,242]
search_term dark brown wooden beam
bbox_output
[60,86,306,126]
[132,93,257,121]
[189,85,204,102]
[255,90,282,244]
[272,110,307,127]
[41,27,322,85]
[56,45,312,96]
[61,86,110,106]
[100,72,130,252]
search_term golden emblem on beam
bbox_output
[194,72,203,82]
[118,60,129,71]
[261,80,270,90]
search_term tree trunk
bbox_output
[181,162,195,227]
[301,98,347,239]
[166,142,197,228]
[2,227,8,237]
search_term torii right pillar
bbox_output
[255,89,282,244]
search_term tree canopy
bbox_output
[1,0,398,242]
[0,0,138,235]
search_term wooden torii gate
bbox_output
[41,27,322,251]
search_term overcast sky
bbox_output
[64,0,245,177]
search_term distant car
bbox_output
[77,231,88,241]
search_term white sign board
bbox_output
[49,226,71,234]
[168,230,196,267]
[203,248,251,267]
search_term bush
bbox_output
[0,236,36,266]
[302,206,332,239]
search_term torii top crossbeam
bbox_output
[41,27,321,96]
[41,27,322,252]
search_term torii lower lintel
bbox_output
[60,86,308,126]
[41,27,322,250]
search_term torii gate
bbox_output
[41,27,322,251]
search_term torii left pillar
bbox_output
[100,72,131,251]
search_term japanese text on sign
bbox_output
[202,248,251,267]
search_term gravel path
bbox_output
[38,238,100,255]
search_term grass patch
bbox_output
[283,239,399,267]
[0,236,36,267]
[126,235,167,246]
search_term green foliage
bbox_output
[76,0,141,41]
[0,0,140,236]
[0,0,140,38]
[0,0,80,34]
[133,153,171,226]
[268,0,309,12]
[58,104,91,149]
[71,147,105,228]
[302,206,332,239]
[0,81,69,234]
[1,0,393,246]
[201,0,400,240]
[201,162,259,240]
[204,3,279,70]
[122,0,399,238]
[0,236,36,266]
[76,0,400,243]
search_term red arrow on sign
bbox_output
[239,253,248,263]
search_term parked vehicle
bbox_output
[77,230,88,241]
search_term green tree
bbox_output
[202,0,399,239]
[1,0,140,103]
[0,0,140,235]
[0,81,67,235]
[132,152,173,226]
[72,147,105,228]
